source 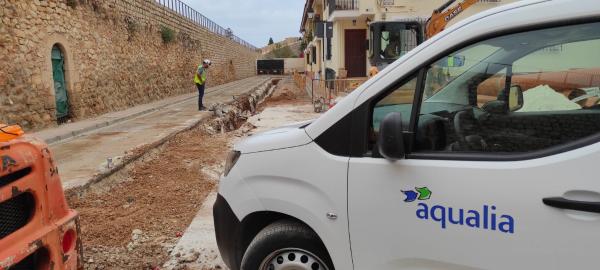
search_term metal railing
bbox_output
[154,0,257,50]
[328,0,359,15]
[293,71,367,112]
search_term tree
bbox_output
[263,45,297,59]
[272,45,296,58]
[268,37,274,45]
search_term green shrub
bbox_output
[160,26,176,44]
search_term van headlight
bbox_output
[224,150,241,177]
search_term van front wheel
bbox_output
[241,219,334,270]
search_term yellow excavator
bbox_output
[368,0,479,72]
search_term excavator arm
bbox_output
[425,0,479,39]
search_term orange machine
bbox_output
[425,0,479,39]
[0,125,82,270]
[0,124,24,143]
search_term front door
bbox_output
[344,29,366,78]
[51,45,69,122]
[348,21,600,269]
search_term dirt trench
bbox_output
[66,79,282,270]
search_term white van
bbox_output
[213,1,600,269]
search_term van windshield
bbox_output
[423,44,502,106]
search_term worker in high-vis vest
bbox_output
[194,59,211,111]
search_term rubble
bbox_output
[162,77,317,270]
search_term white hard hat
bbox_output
[203,59,212,66]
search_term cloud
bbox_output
[179,0,305,47]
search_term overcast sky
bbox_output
[179,0,305,48]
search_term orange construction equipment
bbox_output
[0,124,24,142]
[425,0,479,39]
[0,130,82,269]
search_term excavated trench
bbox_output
[207,78,280,134]
[66,78,279,270]
[66,78,278,198]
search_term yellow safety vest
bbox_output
[194,65,207,85]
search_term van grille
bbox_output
[0,193,34,239]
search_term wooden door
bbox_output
[345,29,366,78]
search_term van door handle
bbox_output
[543,197,600,213]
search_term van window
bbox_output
[413,22,600,154]
[423,44,500,102]
[370,74,418,154]
[372,76,418,133]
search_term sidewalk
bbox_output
[43,76,272,189]
[34,77,270,144]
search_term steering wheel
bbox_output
[453,110,487,151]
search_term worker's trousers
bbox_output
[196,83,205,110]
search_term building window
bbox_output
[323,39,325,62]
[312,46,317,64]
[326,37,332,60]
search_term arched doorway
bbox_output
[51,44,69,123]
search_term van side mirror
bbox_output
[509,85,524,111]
[378,112,405,160]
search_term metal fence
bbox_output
[328,0,358,15]
[293,71,369,112]
[306,77,367,112]
[154,0,257,50]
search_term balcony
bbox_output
[328,0,358,15]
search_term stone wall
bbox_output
[0,0,259,130]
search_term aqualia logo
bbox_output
[402,187,515,234]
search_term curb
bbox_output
[45,94,197,145]
[44,77,273,145]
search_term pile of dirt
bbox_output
[264,91,296,103]
[68,128,232,269]
[260,79,310,108]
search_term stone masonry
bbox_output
[0,0,259,130]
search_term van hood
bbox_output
[235,120,314,154]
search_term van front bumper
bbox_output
[213,194,243,270]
